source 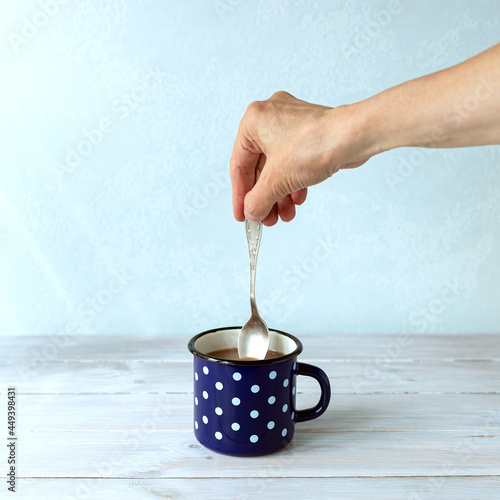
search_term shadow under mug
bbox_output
[188,327,331,456]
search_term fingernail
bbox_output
[244,210,261,222]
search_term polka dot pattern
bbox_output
[193,355,299,452]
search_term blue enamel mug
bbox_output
[188,327,331,456]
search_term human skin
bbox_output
[230,43,500,226]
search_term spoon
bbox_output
[237,219,270,360]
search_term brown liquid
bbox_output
[207,347,285,361]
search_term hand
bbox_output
[229,91,369,225]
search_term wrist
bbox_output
[327,102,387,165]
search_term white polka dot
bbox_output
[215,407,223,415]
[282,428,288,437]
[195,372,198,381]
[251,384,260,393]
[233,372,242,381]
[250,410,259,418]
[268,396,276,404]
[215,431,223,440]
[203,366,209,375]
[202,415,208,424]
[202,391,209,399]
[267,421,275,429]
[282,404,288,412]
[194,421,198,429]
[232,397,241,406]
[283,378,289,387]
[215,382,223,390]
[291,411,295,419]
[231,422,240,431]
[293,362,297,370]
[269,371,277,380]
[250,434,259,443]
[194,397,198,405]
[292,386,296,395]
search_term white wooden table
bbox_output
[1,333,499,499]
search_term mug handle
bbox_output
[295,362,331,422]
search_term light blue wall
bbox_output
[0,0,499,337]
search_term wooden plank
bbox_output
[2,333,499,362]
[16,393,500,432]
[12,477,500,500]
[3,334,500,494]
[2,360,498,394]
[18,430,500,478]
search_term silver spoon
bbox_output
[237,219,270,360]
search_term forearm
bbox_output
[231,45,499,223]
[352,43,500,157]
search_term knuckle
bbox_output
[270,90,290,100]
[245,100,266,117]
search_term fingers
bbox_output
[262,203,279,227]
[291,188,307,206]
[230,95,309,225]
[277,194,296,222]
[230,133,262,222]
[244,169,307,224]
[248,190,301,225]
[243,165,281,222]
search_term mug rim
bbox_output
[188,326,303,366]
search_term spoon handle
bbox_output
[245,219,262,311]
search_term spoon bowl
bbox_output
[239,309,269,360]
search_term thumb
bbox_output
[244,170,282,222]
